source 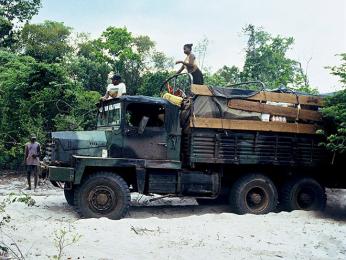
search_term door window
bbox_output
[126,103,165,128]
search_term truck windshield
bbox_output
[97,103,121,129]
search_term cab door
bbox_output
[123,102,168,160]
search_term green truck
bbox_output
[45,78,345,219]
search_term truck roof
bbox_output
[101,95,169,106]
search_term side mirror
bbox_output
[138,116,149,134]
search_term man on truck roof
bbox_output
[101,74,127,101]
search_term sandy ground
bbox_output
[0,172,345,260]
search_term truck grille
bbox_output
[44,142,54,165]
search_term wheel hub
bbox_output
[249,192,262,205]
[89,186,117,213]
[96,193,109,206]
[297,188,315,209]
[246,187,269,212]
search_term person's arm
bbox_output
[175,55,195,74]
[101,84,111,100]
[176,64,184,74]
[101,91,109,100]
[37,144,41,158]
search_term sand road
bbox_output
[0,173,345,260]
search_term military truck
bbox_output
[45,76,345,219]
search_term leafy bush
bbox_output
[320,54,346,157]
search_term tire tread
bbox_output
[280,177,326,211]
[74,171,130,219]
[230,174,278,215]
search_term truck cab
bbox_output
[96,96,181,161]
[47,95,193,219]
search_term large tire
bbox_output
[74,172,130,220]
[230,174,278,215]
[280,177,326,211]
[64,187,75,206]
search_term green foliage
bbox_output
[7,192,36,206]
[1,192,36,228]
[100,26,156,94]
[0,192,36,259]
[53,88,100,131]
[320,54,346,155]
[51,226,81,260]
[64,55,111,93]
[205,66,241,86]
[0,50,101,168]
[21,20,72,62]
[138,71,170,97]
[203,26,316,93]
[0,16,12,40]
[0,0,41,48]
[66,33,112,93]
[102,27,133,57]
[151,51,174,71]
[240,24,312,91]
[329,53,346,85]
[0,0,41,22]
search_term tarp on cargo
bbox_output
[190,85,322,121]
[206,85,320,99]
[181,84,325,130]
[193,95,261,120]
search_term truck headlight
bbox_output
[102,149,108,158]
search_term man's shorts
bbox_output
[26,165,38,174]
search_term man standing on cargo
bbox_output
[24,134,41,190]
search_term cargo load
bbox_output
[185,84,323,135]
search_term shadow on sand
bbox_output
[127,204,230,219]
[40,189,346,221]
[313,203,346,222]
[313,189,346,222]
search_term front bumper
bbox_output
[49,166,75,182]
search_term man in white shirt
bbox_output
[101,75,127,100]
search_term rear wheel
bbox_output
[280,177,326,211]
[74,172,130,220]
[230,174,278,214]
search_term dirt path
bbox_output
[0,172,345,260]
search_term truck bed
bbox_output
[182,129,331,167]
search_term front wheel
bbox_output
[280,177,326,211]
[230,174,278,214]
[74,172,130,220]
